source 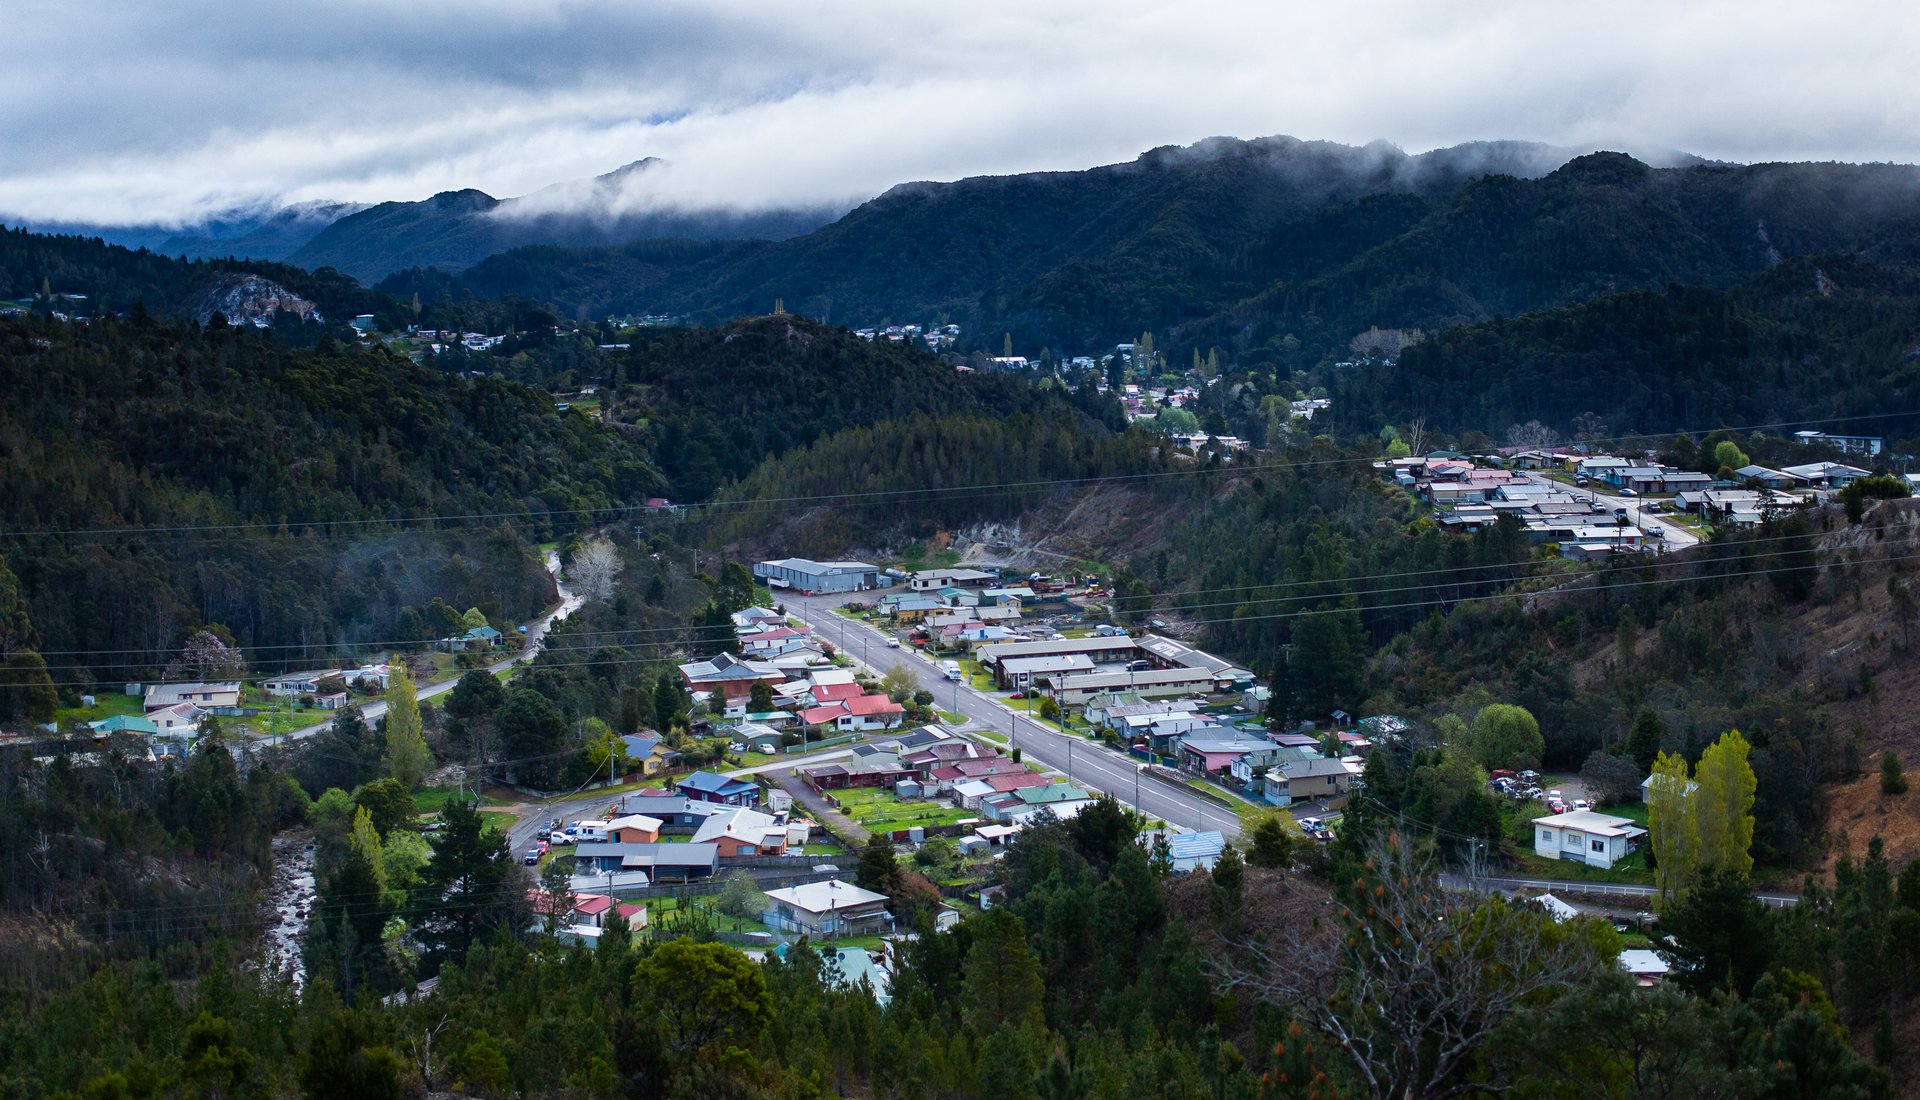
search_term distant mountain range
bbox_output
[7,159,839,282]
[384,135,1920,359]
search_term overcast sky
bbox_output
[4,0,1917,226]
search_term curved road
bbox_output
[270,551,583,745]
[786,590,1243,839]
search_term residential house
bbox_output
[738,625,814,658]
[677,770,760,807]
[262,670,339,697]
[801,693,907,732]
[803,759,921,791]
[1146,830,1226,873]
[730,606,787,631]
[571,841,720,882]
[1733,464,1800,489]
[763,879,894,936]
[1055,668,1220,704]
[692,808,789,858]
[887,597,946,623]
[149,702,207,743]
[610,794,730,833]
[143,682,242,711]
[1258,756,1359,808]
[1780,461,1872,489]
[618,734,673,776]
[677,653,783,702]
[441,625,502,652]
[1178,735,1273,775]
[1619,949,1672,987]
[606,814,663,843]
[998,653,1096,688]
[1531,810,1647,869]
[89,714,160,738]
[1793,430,1883,457]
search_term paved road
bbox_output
[1562,479,1702,551]
[1442,872,1800,908]
[787,590,1243,839]
[272,551,583,745]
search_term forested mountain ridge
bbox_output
[1186,152,1920,371]
[387,141,1920,365]
[0,311,662,678]
[398,136,1607,329]
[1326,251,1920,442]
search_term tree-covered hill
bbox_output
[380,142,1920,365]
[1326,252,1920,442]
[603,314,1127,500]
[0,226,404,329]
[400,137,1597,344]
[0,312,663,679]
[1185,153,1920,370]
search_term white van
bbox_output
[573,820,611,843]
[942,661,962,682]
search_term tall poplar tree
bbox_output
[1694,729,1757,879]
[1648,750,1698,908]
[384,666,430,790]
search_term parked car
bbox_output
[1619,487,1638,497]
[524,847,544,865]
[1518,770,1540,781]
[886,636,901,648]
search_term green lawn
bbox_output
[478,811,518,836]
[936,710,967,726]
[724,752,782,770]
[1511,849,1655,885]
[413,787,513,813]
[832,788,974,829]
[647,896,774,936]
[55,692,144,726]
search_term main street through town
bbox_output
[785,589,1245,840]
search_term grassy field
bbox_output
[833,788,973,829]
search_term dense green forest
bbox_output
[0,311,660,681]
[600,316,1128,501]
[1328,253,1920,443]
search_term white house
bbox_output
[1532,810,1647,869]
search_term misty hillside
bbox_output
[414,139,1920,361]
[288,160,838,281]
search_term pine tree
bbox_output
[1881,750,1908,795]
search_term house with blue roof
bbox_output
[89,714,160,737]
[618,734,674,776]
[676,770,760,807]
[1160,830,1227,873]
